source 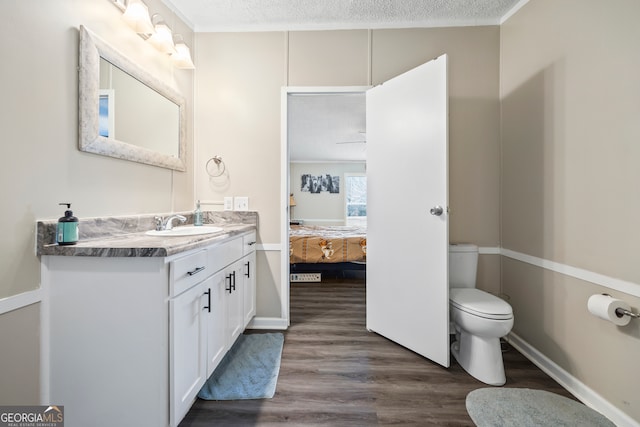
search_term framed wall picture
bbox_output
[301,174,339,194]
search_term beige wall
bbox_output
[372,27,501,249]
[0,304,40,404]
[195,26,501,317]
[501,0,640,421]
[194,32,286,318]
[0,0,194,403]
[288,30,370,86]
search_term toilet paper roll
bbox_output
[587,294,632,326]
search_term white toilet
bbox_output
[449,243,514,386]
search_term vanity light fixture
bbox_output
[172,35,195,69]
[148,14,176,54]
[121,0,154,35]
[111,0,195,69]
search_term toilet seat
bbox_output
[450,288,513,320]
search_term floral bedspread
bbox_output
[289,225,367,263]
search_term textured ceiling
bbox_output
[164,0,524,32]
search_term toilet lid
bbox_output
[450,288,513,320]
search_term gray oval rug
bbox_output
[466,388,615,427]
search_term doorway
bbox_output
[281,86,370,326]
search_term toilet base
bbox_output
[451,331,506,386]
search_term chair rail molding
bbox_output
[502,248,640,298]
[0,288,43,315]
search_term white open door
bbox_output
[366,55,449,367]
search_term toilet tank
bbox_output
[448,243,478,288]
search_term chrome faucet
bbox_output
[164,214,187,230]
[154,215,187,231]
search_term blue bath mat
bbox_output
[198,333,284,400]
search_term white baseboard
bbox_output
[247,316,288,330]
[508,332,639,427]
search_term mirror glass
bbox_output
[99,59,179,157]
[79,26,186,171]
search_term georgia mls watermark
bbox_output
[0,406,63,427]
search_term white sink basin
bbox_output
[145,225,224,237]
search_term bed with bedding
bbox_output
[289,224,366,279]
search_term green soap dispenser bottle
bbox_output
[57,203,79,245]
[194,200,203,226]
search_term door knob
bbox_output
[430,206,444,216]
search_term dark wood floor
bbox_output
[181,279,574,426]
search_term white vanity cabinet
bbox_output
[43,230,257,427]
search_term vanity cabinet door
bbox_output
[206,269,227,377]
[241,232,257,328]
[242,251,256,328]
[226,260,245,347]
[170,278,209,427]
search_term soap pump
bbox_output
[57,203,79,245]
[194,200,203,226]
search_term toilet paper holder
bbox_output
[615,307,640,319]
[603,294,640,320]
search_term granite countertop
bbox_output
[37,211,258,258]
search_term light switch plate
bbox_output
[224,197,233,211]
[234,196,249,211]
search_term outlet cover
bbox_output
[234,196,249,211]
[224,197,233,211]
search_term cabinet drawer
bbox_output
[243,231,257,255]
[208,238,243,272]
[171,250,208,297]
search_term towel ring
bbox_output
[206,156,226,177]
